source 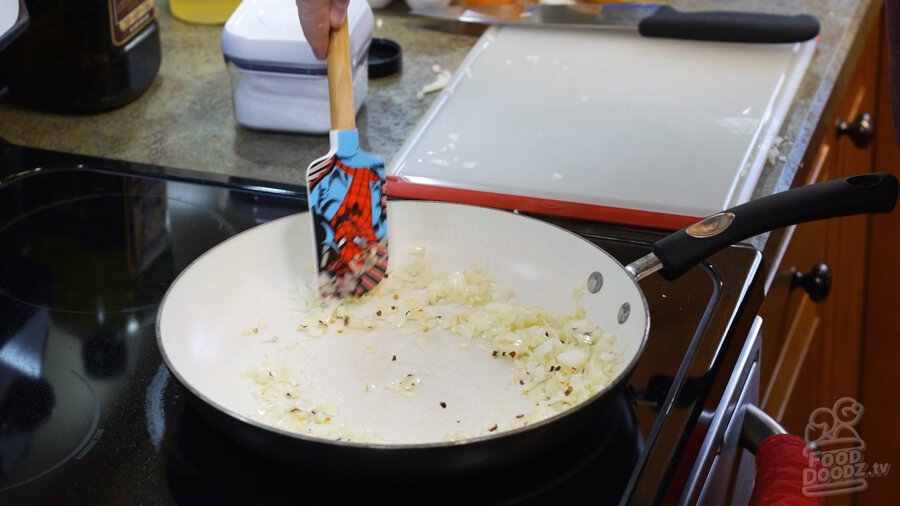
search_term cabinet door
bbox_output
[761,141,830,425]
[762,12,880,506]
[857,7,900,504]
[816,15,879,411]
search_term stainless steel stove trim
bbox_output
[680,315,763,504]
[620,244,762,505]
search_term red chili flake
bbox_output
[392,355,397,361]
[509,351,517,358]
[564,385,573,396]
[440,401,447,409]
[488,424,498,432]
[376,310,383,317]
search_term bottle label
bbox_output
[109,0,155,46]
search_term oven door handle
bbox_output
[739,403,787,454]
[740,404,823,505]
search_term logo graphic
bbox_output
[803,397,891,497]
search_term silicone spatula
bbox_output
[306,18,388,298]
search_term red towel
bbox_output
[750,434,823,506]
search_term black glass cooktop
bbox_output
[0,139,760,505]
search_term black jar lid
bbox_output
[368,38,402,79]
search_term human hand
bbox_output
[296,0,351,60]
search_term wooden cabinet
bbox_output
[759,6,900,505]
[761,7,884,504]
[857,6,900,503]
[759,146,830,425]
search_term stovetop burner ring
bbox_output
[0,368,99,492]
[0,192,236,314]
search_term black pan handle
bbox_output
[638,6,820,44]
[653,173,899,281]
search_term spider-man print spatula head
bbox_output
[306,18,388,298]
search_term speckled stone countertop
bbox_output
[0,0,882,198]
[0,0,480,183]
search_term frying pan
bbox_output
[157,173,898,477]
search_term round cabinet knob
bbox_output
[790,263,832,303]
[836,112,875,149]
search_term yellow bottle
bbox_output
[170,0,243,24]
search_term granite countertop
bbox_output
[0,0,881,197]
[0,0,480,184]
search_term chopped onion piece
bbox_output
[246,257,623,443]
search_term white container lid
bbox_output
[1,0,18,36]
[222,0,373,73]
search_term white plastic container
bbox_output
[221,0,374,133]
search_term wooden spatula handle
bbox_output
[327,18,356,131]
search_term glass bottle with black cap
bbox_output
[0,0,161,113]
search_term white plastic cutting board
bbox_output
[388,25,816,228]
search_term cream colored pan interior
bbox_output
[157,201,647,446]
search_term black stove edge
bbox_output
[619,261,724,504]
[0,136,308,200]
[622,246,763,505]
[670,249,764,504]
